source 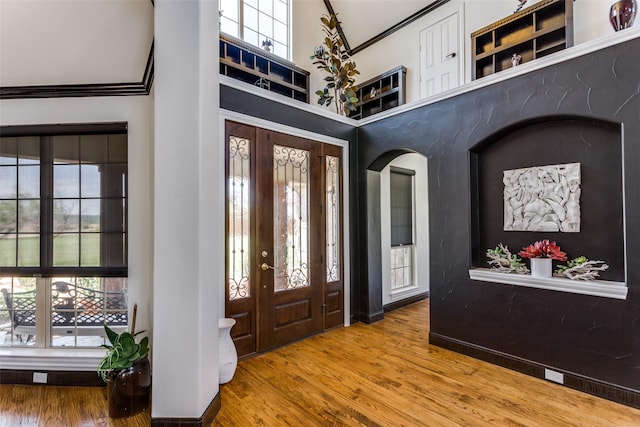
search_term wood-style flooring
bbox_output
[1,300,640,426]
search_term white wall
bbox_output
[380,153,429,305]
[293,0,620,108]
[0,95,154,333]
[153,0,221,419]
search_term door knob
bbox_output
[261,263,274,271]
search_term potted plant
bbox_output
[310,13,360,116]
[518,239,567,278]
[97,304,151,418]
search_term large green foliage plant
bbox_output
[97,306,149,383]
[310,14,360,116]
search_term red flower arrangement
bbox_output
[518,240,567,261]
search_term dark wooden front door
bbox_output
[225,121,344,357]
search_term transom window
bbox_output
[220,0,291,59]
[0,123,128,348]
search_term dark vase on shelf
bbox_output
[107,356,151,418]
[610,0,637,31]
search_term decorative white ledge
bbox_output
[469,268,628,300]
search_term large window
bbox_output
[390,167,415,290]
[220,0,291,59]
[0,124,128,348]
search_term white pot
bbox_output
[531,258,553,278]
[218,318,238,384]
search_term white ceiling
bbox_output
[0,0,153,87]
[327,0,439,51]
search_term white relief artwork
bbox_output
[503,163,581,232]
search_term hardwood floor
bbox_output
[1,300,639,426]
[214,300,640,426]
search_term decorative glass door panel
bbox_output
[273,145,309,292]
[228,136,251,301]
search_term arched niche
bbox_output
[469,115,625,282]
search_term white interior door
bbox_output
[420,12,460,99]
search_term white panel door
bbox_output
[419,12,460,99]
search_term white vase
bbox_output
[218,318,238,384]
[530,258,552,278]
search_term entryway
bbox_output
[224,120,345,357]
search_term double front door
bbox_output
[225,121,344,357]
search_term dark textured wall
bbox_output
[356,37,640,392]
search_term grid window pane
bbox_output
[80,135,108,164]
[80,234,100,266]
[81,164,101,198]
[244,28,259,46]
[273,42,287,58]
[273,20,287,45]
[220,0,239,20]
[221,17,239,37]
[53,234,79,266]
[273,0,287,23]
[18,137,40,165]
[53,165,80,198]
[17,235,39,267]
[18,165,39,198]
[0,237,16,266]
[259,12,274,39]
[244,5,258,31]
[259,0,272,16]
[18,200,39,232]
[53,199,80,233]
[0,138,17,165]
[0,200,17,233]
[0,167,17,198]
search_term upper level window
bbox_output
[220,0,291,59]
[0,123,128,348]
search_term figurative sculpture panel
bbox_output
[503,163,580,232]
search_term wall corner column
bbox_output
[153,0,222,421]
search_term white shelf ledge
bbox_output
[469,268,627,300]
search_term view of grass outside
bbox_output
[0,234,100,267]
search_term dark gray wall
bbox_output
[356,37,640,393]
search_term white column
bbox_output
[153,0,221,418]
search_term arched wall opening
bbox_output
[365,149,430,322]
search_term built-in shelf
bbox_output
[471,0,573,80]
[219,33,310,103]
[351,66,406,120]
[469,268,627,300]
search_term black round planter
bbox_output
[107,356,151,418]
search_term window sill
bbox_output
[469,268,627,300]
[0,347,106,371]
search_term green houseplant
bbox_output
[97,304,151,418]
[310,13,360,116]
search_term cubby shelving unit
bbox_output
[471,0,573,80]
[219,34,310,103]
[351,66,407,120]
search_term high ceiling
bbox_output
[0,0,153,88]
[325,0,443,54]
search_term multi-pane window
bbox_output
[0,124,128,348]
[220,0,291,59]
[390,167,415,290]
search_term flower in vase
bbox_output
[518,239,567,261]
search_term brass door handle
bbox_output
[261,263,274,271]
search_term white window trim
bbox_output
[0,347,106,371]
[469,268,627,300]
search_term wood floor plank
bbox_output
[1,300,640,426]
